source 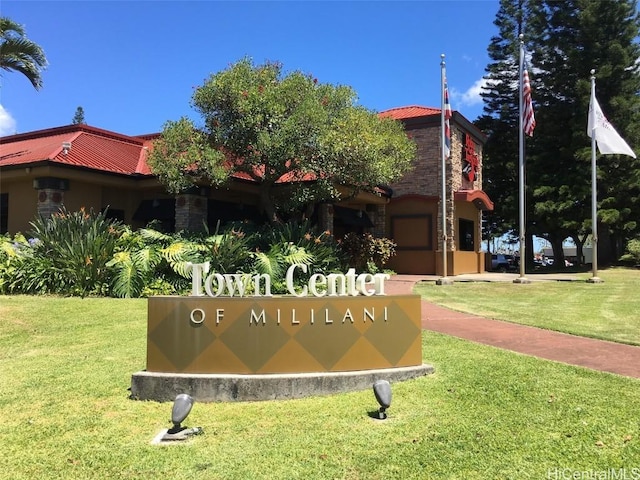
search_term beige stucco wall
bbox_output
[4,179,39,234]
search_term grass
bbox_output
[414,267,640,346]
[1,294,639,479]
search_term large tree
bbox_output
[475,0,527,251]
[0,17,47,90]
[478,0,640,265]
[149,58,416,224]
[528,0,640,264]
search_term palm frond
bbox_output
[252,251,284,278]
[139,228,173,244]
[282,244,314,266]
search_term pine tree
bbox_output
[475,0,528,250]
[72,106,85,124]
[528,0,640,264]
[478,0,640,265]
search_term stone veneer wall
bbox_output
[390,124,473,252]
[391,127,441,198]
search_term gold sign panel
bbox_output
[146,295,422,374]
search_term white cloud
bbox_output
[0,104,17,136]
[452,77,490,107]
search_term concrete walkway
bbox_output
[386,274,640,379]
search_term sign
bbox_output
[189,262,390,298]
[146,294,422,374]
[462,133,479,181]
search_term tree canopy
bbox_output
[0,17,47,90]
[148,58,416,224]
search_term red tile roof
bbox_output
[379,105,442,120]
[0,119,408,198]
[0,124,349,186]
[0,124,154,176]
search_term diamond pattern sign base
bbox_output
[146,295,422,374]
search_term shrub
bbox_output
[8,208,121,296]
[251,220,346,293]
[620,238,640,266]
[339,232,396,273]
[0,233,29,294]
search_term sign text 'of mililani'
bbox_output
[188,262,390,298]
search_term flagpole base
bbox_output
[513,277,531,284]
[436,277,454,286]
[587,276,604,284]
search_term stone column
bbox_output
[175,193,208,232]
[372,204,386,238]
[318,204,334,235]
[37,188,65,218]
[34,177,68,218]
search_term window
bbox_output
[102,207,125,222]
[459,218,474,251]
[0,193,7,234]
[391,215,433,250]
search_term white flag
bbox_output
[588,93,636,158]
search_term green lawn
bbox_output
[1,294,639,479]
[415,267,640,345]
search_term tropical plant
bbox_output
[107,225,257,298]
[0,233,28,293]
[0,16,48,90]
[7,208,121,296]
[109,227,200,298]
[249,220,346,293]
[201,227,255,274]
[256,219,345,272]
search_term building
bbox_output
[0,106,493,275]
[381,106,493,275]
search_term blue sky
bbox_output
[1,0,500,136]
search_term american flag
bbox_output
[522,65,536,136]
[444,77,452,157]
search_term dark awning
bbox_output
[333,205,374,227]
[133,199,175,221]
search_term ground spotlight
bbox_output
[156,394,203,443]
[372,380,392,420]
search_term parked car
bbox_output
[491,254,510,272]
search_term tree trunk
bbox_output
[597,224,614,266]
[572,234,585,266]
[258,181,281,226]
[525,232,535,272]
[550,236,566,268]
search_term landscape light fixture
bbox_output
[372,380,392,420]
[157,393,203,443]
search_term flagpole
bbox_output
[514,35,530,284]
[588,70,603,283]
[436,54,453,285]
